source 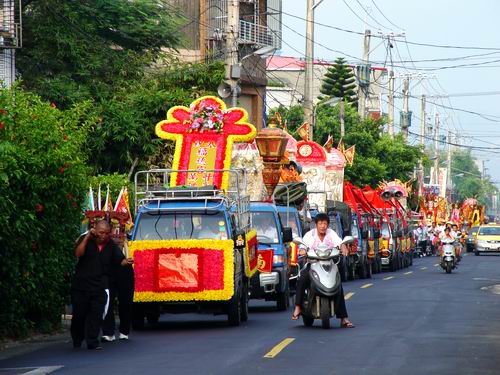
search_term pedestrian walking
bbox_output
[71,220,133,350]
[102,238,135,342]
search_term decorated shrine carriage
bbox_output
[128,96,259,327]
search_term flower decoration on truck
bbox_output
[155,96,257,191]
[185,99,226,133]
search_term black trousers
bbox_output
[295,267,348,319]
[103,267,134,336]
[71,289,107,348]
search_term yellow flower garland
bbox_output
[130,239,235,302]
[155,95,257,191]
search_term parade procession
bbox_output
[2,1,500,375]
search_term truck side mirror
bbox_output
[282,227,293,243]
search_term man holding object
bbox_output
[71,220,133,350]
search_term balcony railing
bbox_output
[238,20,280,49]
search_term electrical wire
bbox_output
[370,0,404,31]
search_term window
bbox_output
[478,227,500,236]
[252,211,279,244]
[279,211,299,238]
[381,222,391,238]
[135,212,228,240]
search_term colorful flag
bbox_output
[85,186,95,211]
[296,122,310,141]
[337,138,345,153]
[257,249,274,273]
[97,184,102,210]
[114,187,133,229]
[103,185,113,212]
[323,135,333,152]
[344,145,356,166]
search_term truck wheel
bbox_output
[320,297,331,329]
[276,289,289,311]
[240,281,249,322]
[358,258,367,279]
[227,288,242,327]
[146,313,159,325]
[348,263,356,281]
[302,315,314,327]
[132,305,145,330]
[366,259,372,279]
[390,257,397,272]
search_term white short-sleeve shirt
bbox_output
[302,228,342,250]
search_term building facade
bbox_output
[266,55,387,119]
[166,0,283,129]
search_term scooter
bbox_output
[440,238,456,274]
[294,236,353,329]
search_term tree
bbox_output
[18,1,225,175]
[18,0,183,108]
[319,57,357,105]
[451,150,497,204]
[269,104,422,187]
[0,87,93,338]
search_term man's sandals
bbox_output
[341,319,355,328]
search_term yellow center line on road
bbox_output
[383,276,394,280]
[404,271,413,275]
[344,292,355,300]
[420,267,427,270]
[361,283,373,289]
[263,338,295,359]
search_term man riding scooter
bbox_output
[450,224,463,262]
[291,213,355,328]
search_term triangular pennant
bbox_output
[296,122,310,141]
[323,135,333,152]
[343,145,356,166]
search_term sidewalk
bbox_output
[0,320,70,362]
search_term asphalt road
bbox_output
[2,254,500,375]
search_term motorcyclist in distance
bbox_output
[291,213,354,328]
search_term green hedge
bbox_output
[0,88,93,338]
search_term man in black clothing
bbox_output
[102,238,135,341]
[71,220,133,350]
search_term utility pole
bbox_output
[225,0,240,107]
[447,130,452,191]
[434,113,440,187]
[387,70,395,138]
[417,94,426,196]
[358,29,371,120]
[304,0,315,139]
[401,76,410,140]
[340,100,345,137]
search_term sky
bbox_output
[277,0,500,185]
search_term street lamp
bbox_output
[255,116,288,197]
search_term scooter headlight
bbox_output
[310,270,320,281]
[315,244,332,257]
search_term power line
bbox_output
[275,7,500,51]
[370,0,404,31]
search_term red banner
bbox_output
[257,249,274,273]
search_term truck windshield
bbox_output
[351,219,359,239]
[252,211,280,244]
[279,212,299,238]
[381,222,390,237]
[134,212,228,240]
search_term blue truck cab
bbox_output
[249,202,293,311]
[129,169,253,328]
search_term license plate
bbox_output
[381,258,389,265]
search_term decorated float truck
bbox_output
[128,96,260,327]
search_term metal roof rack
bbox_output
[134,168,251,231]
